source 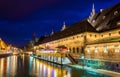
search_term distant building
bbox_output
[25,33,39,51]
[32,32,38,43]
[0,38,8,52]
[34,3,120,72]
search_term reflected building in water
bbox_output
[0,55,109,77]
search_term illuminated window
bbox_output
[102,16,106,19]
[87,47,90,53]
[92,20,95,23]
[103,46,107,53]
[115,45,119,53]
[95,46,98,53]
[114,11,118,15]
[117,22,120,25]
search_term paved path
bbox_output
[66,64,120,77]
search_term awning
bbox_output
[56,45,67,48]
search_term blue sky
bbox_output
[0,0,119,46]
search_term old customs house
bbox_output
[34,3,120,71]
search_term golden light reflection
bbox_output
[7,57,10,75]
[0,56,72,77]
[0,58,4,77]
[10,56,17,77]
[0,56,17,77]
[30,58,70,77]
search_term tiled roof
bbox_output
[36,3,120,45]
[37,19,96,44]
[90,3,120,31]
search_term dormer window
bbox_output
[102,16,106,19]
[117,21,120,25]
[92,20,95,23]
[114,11,118,15]
[100,9,104,12]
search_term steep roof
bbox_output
[89,3,120,31]
[38,19,96,44]
[36,3,120,44]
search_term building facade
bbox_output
[0,38,9,52]
[34,3,120,72]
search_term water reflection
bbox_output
[0,56,18,77]
[29,57,68,77]
[0,55,109,77]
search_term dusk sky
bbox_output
[0,0,120,46]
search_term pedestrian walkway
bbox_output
[66,64,120,77]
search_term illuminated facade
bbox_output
[0,38,8,52]
[35,3,120,72]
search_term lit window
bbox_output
[117,22,120,25]
[87,47,90,53]
[103,46,107,53]
[92,20,95,23]
[102,16,106,19]
[115,45,119,53]
[95,46,98,53]
[114,11,118,15]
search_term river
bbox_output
[0,55,110,77]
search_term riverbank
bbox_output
[66,64,120,77]
[0,53,12,57]
[31,54,120,77]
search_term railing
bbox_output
[85,55,120,62]
[36,52,66,58]
[66,53,77,64]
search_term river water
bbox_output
[0,55,110,77]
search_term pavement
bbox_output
[66,64,120,77]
